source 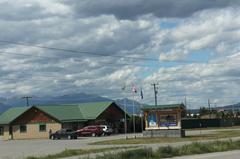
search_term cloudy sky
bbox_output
[0,0,240,108]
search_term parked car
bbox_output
[50,129,78,140]
[77,125,103,137]
[100,125,113,136]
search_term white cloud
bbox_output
[158,7,240,60]
[0,1,240,108]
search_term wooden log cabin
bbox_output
[0,102,128,140]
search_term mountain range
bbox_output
[0,93,142,115]
[217,103,240,111]
[1,93,238,115]
[187,103,240,114]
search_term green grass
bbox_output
[91,130,240,145]
[86,140,240,159]
[25,146,138,159]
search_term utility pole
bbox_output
[132,91,136,139]
[208,99,211,118]
[184,96,187,107]
[124,97,127,139]
[184,96,188,117]
[151,83,158,106]
[232,104,235,117]
[22,96,32,106]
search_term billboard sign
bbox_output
[148,113,157,127]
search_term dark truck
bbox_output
[50,129,78,140]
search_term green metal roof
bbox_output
[0,107,30,124]
[78,101,113,119]
[0,101,118,124]
[36,105,84,122]
[36,101,113,122]
[142,103,185,110]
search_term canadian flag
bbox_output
[132,85,137,93]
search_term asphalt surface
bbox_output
[1,128,240,159]
[0,134,141,159]
[168,150,240,159]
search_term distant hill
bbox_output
[0,93,112,114]
[186,102,240,114]
[115,98,145,115]
[0,93,146,115]
[2,93,239,116]
[218,103,240,111]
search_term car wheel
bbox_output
[92,133,96,137]
[68,135,72,140]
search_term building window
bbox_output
[159,114,177,127]
[20,125,27,133]
[39,124,46,132]
[0,126,3,136]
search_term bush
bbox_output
[92,140,240,159]
[29,140,240,159]
[93,148,155,159]
[157,146,178,158]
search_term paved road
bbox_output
[1,128,240,159]
[168,150,240,159]
[0,134,141,159]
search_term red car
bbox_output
[77,125,103,137]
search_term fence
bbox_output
[181,118,240,129]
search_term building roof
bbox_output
[0,107,30,125]
[37,101,114,123]
[142,103,185,111]
[0,101,125,124]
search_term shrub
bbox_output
[157,146,178,158]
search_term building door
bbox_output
[0,126,3,139]
[9,126,13,139]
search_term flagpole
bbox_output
[132,90,136,139]
[122,85,127,140]
[124,97,127,139]
[140,88,144,136]
[140,103,143,136]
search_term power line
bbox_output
[1,47,240,77]
[0,51,149,68]
[0,40,159,61]
[2,49,240,72]
[0,50,185,69]
[1,41,240,79]
[0,40,200,63]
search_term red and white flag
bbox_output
[132,85,137,93]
